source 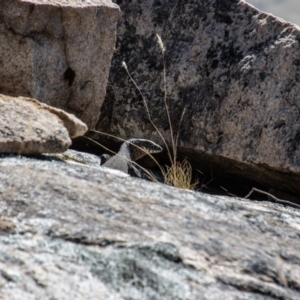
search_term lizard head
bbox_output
[126,138,163,161]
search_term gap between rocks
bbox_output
[72,135,300,206]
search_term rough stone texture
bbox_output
[0,154,300,299]
[96,0,300,199]
[0,0,120,129]
[0,94,88,154]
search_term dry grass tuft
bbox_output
[165,158,199,190]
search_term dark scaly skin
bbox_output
[102,139,162,174]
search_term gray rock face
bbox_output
[96,0,300,198]
[0,155,300,299]
[0,0,120,129]
[0,94,87,154]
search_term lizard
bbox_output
[101,138,163,175]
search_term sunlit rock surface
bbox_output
[0,155,299,299]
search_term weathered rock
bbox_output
[0,0,120,129]
[96,0,300,199]
[0,94,87,154]
[0,154,300,299]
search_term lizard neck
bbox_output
[120,142,132,161]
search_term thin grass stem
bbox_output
[122,62,173,163]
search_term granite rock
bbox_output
[0,154,300,299]
[0,0,120,128]
[0,94,87,154]
[96,0,300,199]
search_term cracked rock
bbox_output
[0,0,120,128]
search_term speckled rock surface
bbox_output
[0,94,87,154]
[96,0,300,199]
[0,155,300,299]
[0,0,120,128]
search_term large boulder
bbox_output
[96,0,300,199]
[0,0,120,129]
[0,154,299,299]
[0,94,87,154]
